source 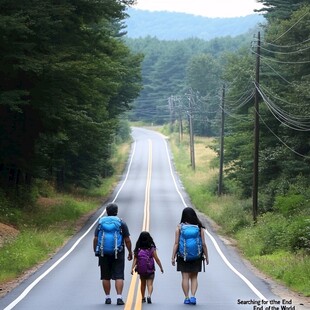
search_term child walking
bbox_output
[131,231,164,304]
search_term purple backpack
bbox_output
[136,247,155,276]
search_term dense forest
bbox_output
[124,8,265,41]
[0,0,309,234]
[222,2,310,204]
[126,0,310,253]
[0,0,142,194]
[125,34,252,132]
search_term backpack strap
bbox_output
[180,223,188,260]
[150,246,155,256]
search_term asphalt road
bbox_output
[0,127,298,310]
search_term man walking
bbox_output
[93,203,133,305]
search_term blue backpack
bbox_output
[136,248,155,276]
[178,224,202,261]
[95,216,123,258]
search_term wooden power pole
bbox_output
[188,91,195,170]
[218,84,225,196]
[253,31,261,222]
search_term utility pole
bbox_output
[175,96,183,143]
[253,31,261,222]
[168,96,175,131]
[188,91,195,170]
[218,84,225,196]
[178,109,183,143]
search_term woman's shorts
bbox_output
[139,272,155,280]
[176,256,202,273]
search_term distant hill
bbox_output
[124,8,265,41]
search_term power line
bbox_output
[256,84,310,131]
[260,60,296,86]
[263,37,310,48]
[271,10,309,43]
[252,50,310,64]
[255,107,310,159]
[226,90,255,111]
[259,44,310,55]
[220,105,252,123]
[260,85,310,118]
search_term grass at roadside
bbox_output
[166,130,310,297]
[169,134,217,208]
[243,251,310,297]
[251,250,310,296]
[0,230,67,283]
[0,142,131,286]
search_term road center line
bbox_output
[125,139,152,310]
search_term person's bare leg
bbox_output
[181,272,190,298]
[140,279,146,299]
[102,279,111,295]
[146,278,154,303]
[146,279,154,297]
[115,279,124,295]
[189,272,198,296]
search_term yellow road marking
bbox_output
[124,272,138,310]
[134,282,142,310]
[125,140,152,310]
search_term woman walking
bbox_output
[171,207,209,305]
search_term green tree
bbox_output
[257,4,310,201]
[256,0,306,21]
[220,49,256,197]
[221,5,310,205]
[185,54,222,136]
[0,0,142,194]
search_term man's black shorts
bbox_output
[99,250,125,280]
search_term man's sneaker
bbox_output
[142,297,146,303]
[117,298,125,305]
[105,298,111,304]
[184,298,191,305]
[190,297,197,305]
[147,297,152,304]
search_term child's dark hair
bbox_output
[134,231,156,255]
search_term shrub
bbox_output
[116,118,131,143]
[287,216,310,253]
[274,194,306,216]
[35,180,56,198]
[238,212,310,255]
[211,199,252,235]
[236,213,289,255]
[0,189,23,225]
[256,213,291,254]
[205,175,220,195]
[237,227,265,257]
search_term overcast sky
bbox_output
[132,0,264,18]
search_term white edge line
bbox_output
[112,140,136,203]
[4,141,137,310]
[162,136,267,301]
